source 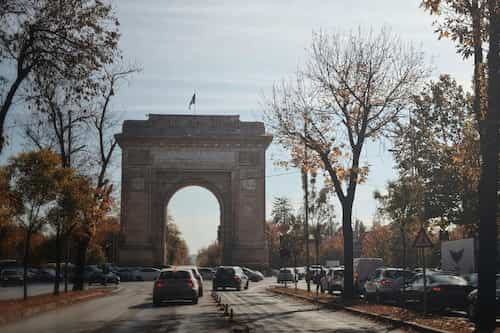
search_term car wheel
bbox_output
[245,281,249,290]
[376,291,383,304]
[468,302,477,321]
[192,297,198,305]
[153,297,160,307]
[199,289,203,297]
[237,283,241,291]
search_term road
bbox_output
[218,279,406,333]
[3,278,408,333]
[2,281,229,333]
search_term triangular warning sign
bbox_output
[412,227,433,248]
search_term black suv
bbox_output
[213,266,249,291]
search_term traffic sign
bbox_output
[413,227,433,248]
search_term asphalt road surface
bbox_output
[218,279,406,333]
[2,281,229,333]
[3,278,408,333]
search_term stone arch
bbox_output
[116,114,272,270]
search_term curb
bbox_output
[0,288,116,326]
[269,288,450,333]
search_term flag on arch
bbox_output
[188,93,196,110]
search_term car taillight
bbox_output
[431,287,441,292]
[155,280,164,288]
[354,272,359,281]
[187,278,193,288]
[380,279,392,286]
[234,276,241,282]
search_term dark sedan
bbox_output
[466,274,500,321]
[213,266,249,291]
[1,269,23,286]
[87,270,120,285]
[401,273,473,312]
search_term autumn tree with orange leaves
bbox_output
[265,28,428,299]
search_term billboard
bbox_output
[441,238,476,275]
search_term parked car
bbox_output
[294,267,306,280]
[321,267,344,294]
[463,273,478,288]
[277,268,296,284]
[213,266,249,291]
[117,268,136,282]
[243,267,264,282]
[88,270,120,285]
[177,266,204,297]
[353,258,384,293]
[401,272,473,312]
[153,269,199,305]
[364,268,414,303]
[198,267,215,280]
[30,268,57,282]
[133,267,161,281]
[466,274,500,321]
[1,269,24,286]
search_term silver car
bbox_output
[277,268,296,283]
[364,268,414,303]
[153,269,199,305]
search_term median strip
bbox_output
[268,286,482,333]
[0,287,118,326]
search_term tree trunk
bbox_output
[0,73,27,154]
[64,236,69,293]
[23,230,31,301]
[315,226,320,265]
[477,2,499,331]
[400,223,407,269]
[53,225,61,295]
[73,235,90,291]
[342,202,354,300]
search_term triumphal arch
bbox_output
[116,114,272,269]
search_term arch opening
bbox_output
[165,185,222,265]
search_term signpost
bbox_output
[413,227,433,315]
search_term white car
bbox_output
[133,267,160,281]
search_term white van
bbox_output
[353,258,384,292]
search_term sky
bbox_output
[2,1,474,255]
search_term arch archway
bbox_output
[166,185,221,260]
[164,182,224,264]
[116,115,272,270]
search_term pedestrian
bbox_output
[314,271,321,293]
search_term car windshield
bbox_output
[217,268,234,276]
[3,270,18,275]
[280,269,292,273]
[159,270,190,280]
[431,274,467,285]
[384,270,408,279]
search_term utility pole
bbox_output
[477,1,499,331]
[303,115,310,292]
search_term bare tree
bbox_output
[91,65,141,189]
[0,0,120,153]
[265,28,427,299]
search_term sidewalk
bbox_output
[0,286,119,326]
[269,286,485,333]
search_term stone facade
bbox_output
[116,114,272,269]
